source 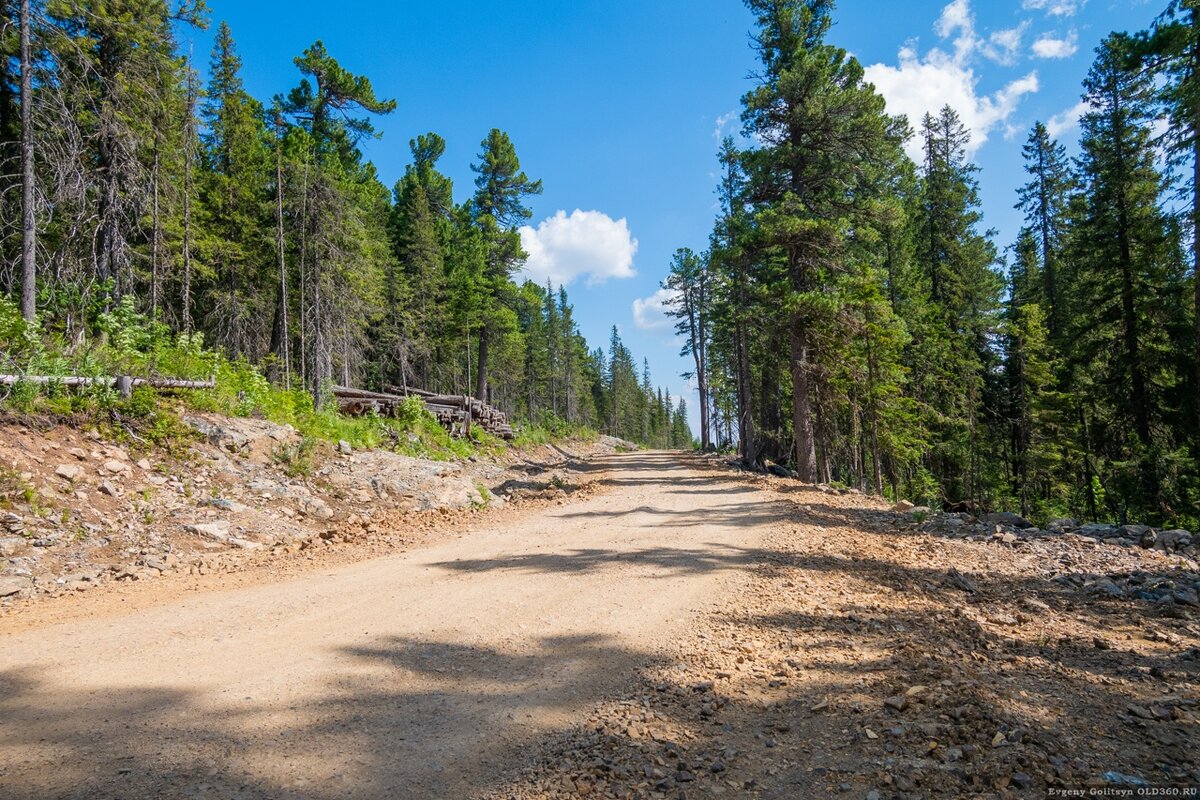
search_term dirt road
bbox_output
[0,451,779,799]
[4,450,1199,800]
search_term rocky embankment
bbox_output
[893,503,1199,610]
[0,413,631,608]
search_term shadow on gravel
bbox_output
[479,492,1200,799]
[433,542,777,578]
[556,499,797,529]
[0,632,665,800]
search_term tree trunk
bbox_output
[1192,38,1200,439]
[789,312,817,482]
[19,0,35,323]
[475,327,489,401]
[150,139,161,319]
[865,329,883,495]
[274,134,290,386]
[181,66,196,333]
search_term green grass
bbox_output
[0,293,602,466]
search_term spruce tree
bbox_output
[740,0,905,480]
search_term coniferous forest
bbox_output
[0,1,693,450]
[665,0,1199,527]
[0,0,1197,525]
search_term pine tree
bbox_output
[469,129,541,402]
[663,247,712,451]
[283,41,395,403]
[1015,122,1074,337]
[910,106,1002,505]
[740,0,905,480]
[201,21,272,357]
[1130,3,1200,436]
[1068,34,1182,516]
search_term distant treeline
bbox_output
[0,2,692,449]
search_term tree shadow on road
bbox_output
[0,631,668,800]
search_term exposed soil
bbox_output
[0,449,1196,799]
[0,410,628,617]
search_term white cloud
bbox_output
[1046,99,1090,138]
[1022,0,1084,17]
[713,110,738,140]
[519,209,638,287]
[983,23,1028,66]
[632,287,677,331]
[866,56,1038,161]
[864,0,1039,161]
[934,0,978,63]
[1032,30,1078,58]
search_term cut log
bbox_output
[338,383,515,439]
[0,374,215,390]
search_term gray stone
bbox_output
[301,497,334,521]
[184,520,231,541]
[1091,578,1126,598]
[337,440,352,455]
[1119,524,1152,541]
[182,415,249,452]
[1155,529,1193,554]
[98,480,118,497]
[1079,522,1117,538]
[54,464,81,481]
[204,498,249,514]
[1047,517,1078,531]
[981,511,1033,529]
[102,459,128,475]
[0,576,29,597]
[1175,589,1200,607]
[0,537,25,557]
[891,500,915,512]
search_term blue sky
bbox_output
[187,0,1156,433]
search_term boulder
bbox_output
[1047,518,1078,532]
[1079,522,1117,539]
[981,512,1033,529]
[0,537,26,557]
[54,464,81,481]
[301,497,335,521]
[892,500,915,513]
[182,415,249,453]
[1155,529,1193,555]
[0,576,30,597]
[337,440,353,455]
[184,520,231,541]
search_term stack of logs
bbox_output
[332,385,514,440]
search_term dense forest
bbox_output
[2,0,1197,525]
[665,0,1199,526]
[0,0,693,449]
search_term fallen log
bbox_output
[340,383,515,439]
[0,374,215,398]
